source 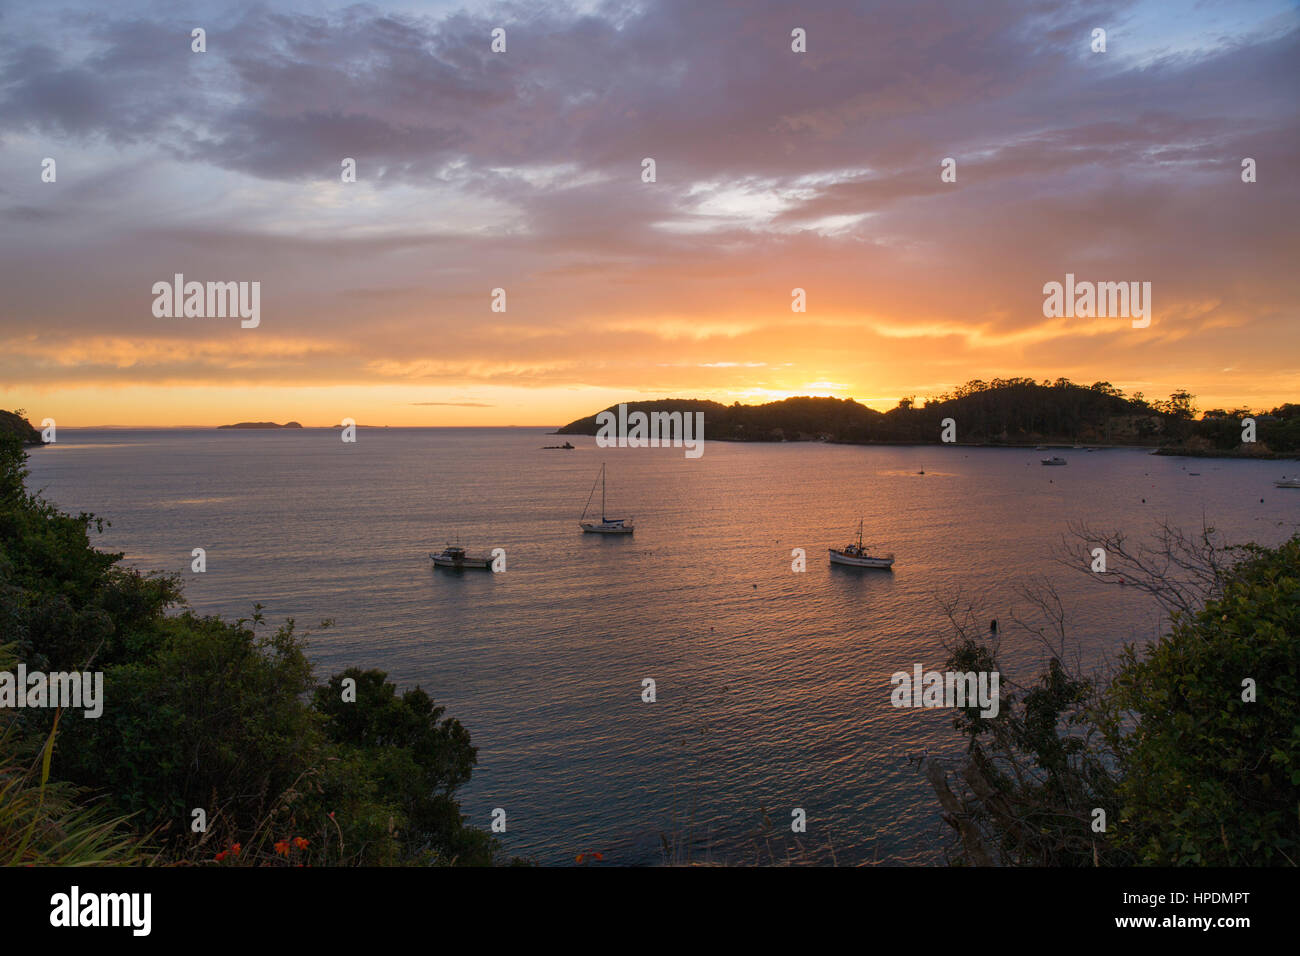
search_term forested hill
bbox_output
[556,378,1300,453]
[555,397,876,441]
[0,410,42,445]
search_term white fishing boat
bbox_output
[828,519,894,569]
[579,463,634,534]
[430,544,494,570]
[1041,456,1067,466]
[1275,476,1300,489]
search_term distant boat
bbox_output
[579,463,634,534]
[543,441,575,449]
[430,544,494,570]
[1041,456,1067,466]
[828,519,894,569]
[1275,476,1300,489]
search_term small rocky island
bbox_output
[218,421,304,429]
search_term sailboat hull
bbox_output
[580,521,634,534]
[828,549,894,568]
[430,551,494,570]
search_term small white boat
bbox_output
[829,519,894,569]
[1041,456,1067,466]
[1275,476,1300,489]
[430,544,494,570]
[580,463,634,534]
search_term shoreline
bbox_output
[559,431,1299,460]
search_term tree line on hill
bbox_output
[0,411,40,445]
[556,378,1300,454]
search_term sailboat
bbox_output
[579,463,634,534]
[828,519,894,568]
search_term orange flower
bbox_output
[274,840,290,857]
[215,851,228,862]
[232,843,242,857]
[575,853,584,864]
[293,837,309,850]
[593,852,604,861]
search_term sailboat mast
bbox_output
[601,464,607,520]
[580,466,602,522]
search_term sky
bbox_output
[1,0,1297,426]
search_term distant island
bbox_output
[557,378,1300,458]
[218,421,303,429]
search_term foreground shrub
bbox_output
[928,528,1300,866]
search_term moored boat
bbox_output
[828,519,894,569]
[430,544,494,570]
[579,463,634,534]
[1275,476,1300,489]
[1041,456,1067,465]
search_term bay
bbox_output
[24,428,1297,865]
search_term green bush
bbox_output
[0,642,145,866]
[315,669,493,864]
[931,532,1300,866]
[1108,537,1300,864]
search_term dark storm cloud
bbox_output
[0,1,1130,181]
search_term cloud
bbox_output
[410,401,495,406]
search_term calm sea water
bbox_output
[23,428,1299,865]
